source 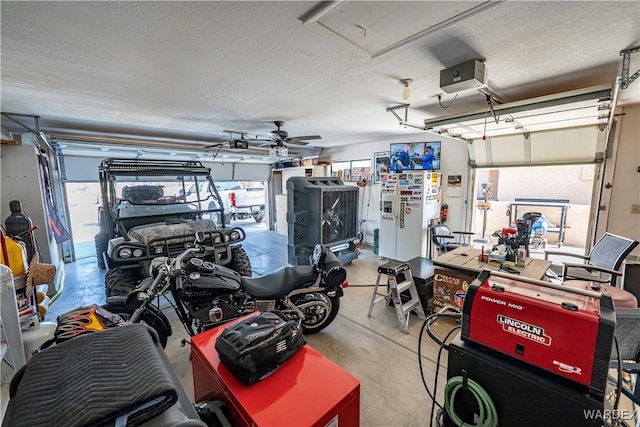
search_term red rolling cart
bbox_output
[191,315,360,427]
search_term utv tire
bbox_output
[94,233,108,269]
[105,267,138,297]
[227,246,252,277]
[253,212,265,223]
[101,302,170,348]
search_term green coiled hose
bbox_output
[444,376,498,427]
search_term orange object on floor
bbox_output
[563,280,638,308]
[192,314,360,427]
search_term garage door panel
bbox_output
[471,125,601,167]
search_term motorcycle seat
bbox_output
[242,265,317,299]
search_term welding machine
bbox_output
[461,270,615,398]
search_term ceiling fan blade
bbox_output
[290,135,322,141]
[285,135,322,145]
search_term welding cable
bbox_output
[613,336,622,411]
[444,376,498,427]
[429,324,461,427]
[418,308,462,427]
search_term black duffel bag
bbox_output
[215,310,306,386]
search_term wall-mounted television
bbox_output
[389,141,441,171]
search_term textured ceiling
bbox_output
[1,1,639,160]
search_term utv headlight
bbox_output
[132,248,144,258]
[119,248,132,258]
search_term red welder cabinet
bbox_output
[191,316,360,427]
[461,271,615,398]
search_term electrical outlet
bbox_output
[632,204,640,214]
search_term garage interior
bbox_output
[1,1,640,426]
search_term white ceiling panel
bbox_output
[1,1,638,165]
[304,1,496,58]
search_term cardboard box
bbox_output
[433,267,478,310]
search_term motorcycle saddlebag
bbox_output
[214,310,306,386]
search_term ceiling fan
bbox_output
[265,121,322,147]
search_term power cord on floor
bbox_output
[418,306,463,427]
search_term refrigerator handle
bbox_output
[393,189,401,225]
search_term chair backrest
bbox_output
[589,232,639,271]
[431,224,453,252]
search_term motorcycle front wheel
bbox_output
[102,302,171,348]
[289,292,340,335]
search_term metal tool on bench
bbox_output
[367,260,425,333]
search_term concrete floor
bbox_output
[44,219,586,426]
[44,219,465,426]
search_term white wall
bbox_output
[1,140,62,293]
[322,132,472,247]
[606,104,640,258]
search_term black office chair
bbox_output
[545,232,639,287]
[608,308,640,408]
[430,224,470,256]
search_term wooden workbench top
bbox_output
[432,246,552,280]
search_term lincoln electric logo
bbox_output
[497,315,552,346]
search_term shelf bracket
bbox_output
[385,104,427,131]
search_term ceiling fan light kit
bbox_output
[268,146,288,157]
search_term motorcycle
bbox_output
[103,230,347,347]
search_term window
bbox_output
[331,159,371,182]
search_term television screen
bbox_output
[389,141,441,171]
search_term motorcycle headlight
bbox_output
[224,234,230,242]
[132,248,144,258]
[119,248,132,258]
[229,230,240,241]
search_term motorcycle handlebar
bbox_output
[172,246,206,290]
[173,246,205,269]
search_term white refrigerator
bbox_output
[378,172,442,261]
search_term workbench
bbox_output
[431,246,552,310]
[433,246,552,280]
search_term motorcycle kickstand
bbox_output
[180,338,191,347]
